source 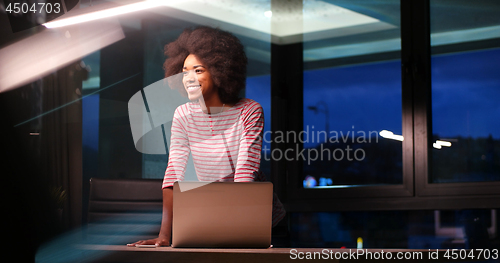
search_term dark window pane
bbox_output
[290,209,498,249]
[430,0,500,184]
[246,75,271,178]
[302,0,402,188]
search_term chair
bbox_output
[87,178,163,244]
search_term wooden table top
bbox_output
[75,245,483,263]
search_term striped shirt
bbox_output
[162,98,263,187]
[162,98,285,226]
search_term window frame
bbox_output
[272,0,500,211]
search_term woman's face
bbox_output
[182,54,216,102]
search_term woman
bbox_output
[128,27,284,247]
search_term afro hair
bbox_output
[163,26,248,104]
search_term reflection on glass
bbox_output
[430,49,500,183]
[430,0,500,184]
[303,61,402,187]
[290,209,497,249]
[302,1,402,188]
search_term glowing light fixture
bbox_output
[43,0,164,28]
[379,130,404,141]
[433,140,452,149]
[435,140,452,147]
[264,10,272,18]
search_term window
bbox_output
[290,209,498,249]
[430,0,500,184]
[281,0,412,199]
[303,60,402,187]
[284,0,500,204]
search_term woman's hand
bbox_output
[127,236,170,247]
[127,188,174,247]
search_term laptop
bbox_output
[171,181,273,248]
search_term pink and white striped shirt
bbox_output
[162,98,264,188]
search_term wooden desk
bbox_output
[77,245,484,263]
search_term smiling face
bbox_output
[182,54,217,103]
